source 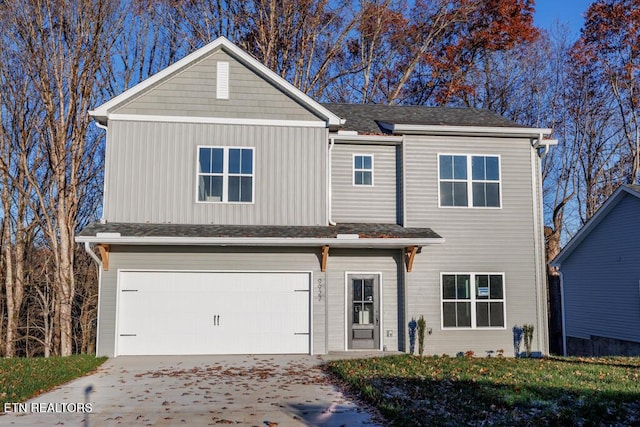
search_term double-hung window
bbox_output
[197,147,254,203]
[441,273,505,329]
[439,154,501,207]
[353,154,373,186]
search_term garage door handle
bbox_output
[120,334,137,337]
[294,332,309,335]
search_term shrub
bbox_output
[417,315,427,356]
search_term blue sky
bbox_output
[533,0,594,37]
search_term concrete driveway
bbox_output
[1,354,384,426]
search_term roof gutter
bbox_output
[378,122,552,138]
[329,133,403,145]
[75,235,445,248]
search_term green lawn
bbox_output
[0,355,107,408]
[327,355,640,426]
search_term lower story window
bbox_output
[441,273,505,329]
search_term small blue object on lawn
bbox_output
[408,318,417,355]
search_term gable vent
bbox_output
[217,61,229,99]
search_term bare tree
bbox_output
[581,0,640,185]
[2,0,120,356]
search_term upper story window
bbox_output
[353,154,373,186]
[441,273,505,329]
[197,147,254,203]
[438,154,501,208]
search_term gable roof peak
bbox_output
[90,37,342,128]
[551,184,640,267]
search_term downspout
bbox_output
[328,136,336,226]
[531,135,548,355]
[84,242,102,268]
[559,271,567,356]
[84,241,103,356]
[94,120,108,223]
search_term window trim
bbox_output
[437,153,502,209]
[195,145,255,204]
[352,153,374,186]
[440,272,507,330]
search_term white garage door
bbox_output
[116,271,310,356]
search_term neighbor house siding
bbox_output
[112,50,320,122]
[403,135,544,355]
[97,246,326,357]
[562,193,640,345]
[104,121,327,225]
[331,143,399,224]
[325,249,403,352]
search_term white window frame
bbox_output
[352,154,374,186]
[440,272,506,330]
[196,146,255,204]
[437,154,502,208]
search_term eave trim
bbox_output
[75,236,445,248]
[377,121,552,137]
[108,114,326,128]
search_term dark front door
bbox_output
[347,274,380,350]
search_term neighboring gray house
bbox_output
[77,37,553,357]
[551,185,640,356]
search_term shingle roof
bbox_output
[323,103,525,134]
[79,222,441,240]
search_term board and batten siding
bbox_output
[325,249,403,352]
[331,143,400,224]
[104,121,327,225]
[97,246,326,357]
[112,50,320,122]
[562,193,640,343]
[403,135,545,355]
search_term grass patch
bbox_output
[0,355,107,407]
[327,354,640,426]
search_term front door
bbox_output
[347,274,380,350]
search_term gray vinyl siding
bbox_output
[562,194,640,344]
[104,121,326,225]
[331,144,399,223]
[113,50,320,122]
[325,249,402,352]
[403,135,544,355]
[97,246,326,357]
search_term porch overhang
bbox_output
[76,234,444,248]
[77,222,444,273]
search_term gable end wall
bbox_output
[562,193,640,343]
[112,49,321,122]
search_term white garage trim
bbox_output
[115,269,313,356]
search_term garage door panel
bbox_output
[117,271,310,356]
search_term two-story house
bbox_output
[77,37,553,357]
